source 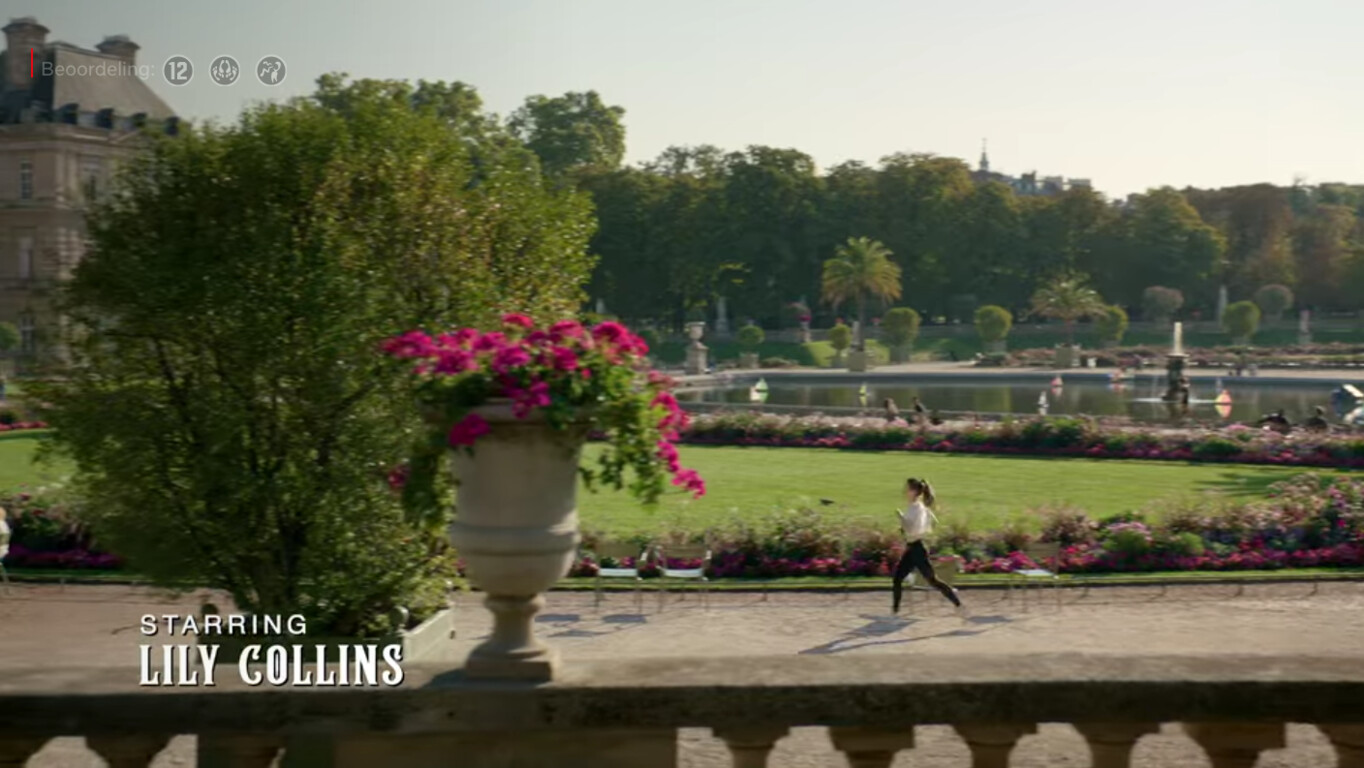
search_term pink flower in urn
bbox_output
[381,331,435,359]
[671,468,706,498]
[550,346,579,371]
[474,332,507,352]
[656,441,681,472]
[434,348,476,374]
[502,313,534,330]
[549,319,585,341]
[799,314,812,324]
[448,413,491,446]
[452,328,480,348]
[512,380,553,418]
[492,345,532,373]
[651,391,680,412]
[592,321,630,345]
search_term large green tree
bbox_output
[821,237,902,349]
[1097,187,1225,306]
[509,91,626,180]
[36,76,596,637]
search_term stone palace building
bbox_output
[0,17,176,370]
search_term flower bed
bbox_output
[0,420,47,433]
[0,489,124,570]
[9,472,1364,580]
[563,473,1364,579]
[675,412,1364,469]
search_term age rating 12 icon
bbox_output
[163,55,193,86]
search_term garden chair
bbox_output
[655,543,712,611]
[1011,543,1062,611]
[906,555,963,614]
[589,542,648,611]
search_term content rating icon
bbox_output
[210,56,240,86]
[256,55,286,85]
[163,55,193,86]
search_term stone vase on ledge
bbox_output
[447,400,586,681]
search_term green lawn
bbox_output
[577,444,1351,537]
[0,432,68,492]
[3,433,1350,540]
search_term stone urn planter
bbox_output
[846,350,871,372]
[799,320,812,343]
[447,400,588,681]
[984,339,1006,354]
[739,352,760,369]
[1054,345,1079,369]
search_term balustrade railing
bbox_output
[2,654,1361,767]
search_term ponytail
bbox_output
[906,477,937,507]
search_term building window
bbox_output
[18,234,34,279]
[82,157,104,202]
[19,314,36,354]
[19,159,33,200]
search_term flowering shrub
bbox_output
[1103,522,1154,557]
[679,412,1364,469]
[1038,505,1101,546]
[382,315,704,509]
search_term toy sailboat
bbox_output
[1037,390,1049,415]
[1214,389,1233,419]
[1050,376,1063,390]
[749,378,769,402]
[858,381,868,407]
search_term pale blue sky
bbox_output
[21,0,1364,197]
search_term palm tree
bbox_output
[821,237,902,350]
[1029,275,1107,345]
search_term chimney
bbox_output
[96,34,138,65]
[4,16,50,89]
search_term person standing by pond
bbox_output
[893,478,964,616]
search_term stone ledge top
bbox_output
[3,653,1363,736]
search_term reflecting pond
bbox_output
[678,376,1348,425]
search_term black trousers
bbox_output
[892,540,961,611]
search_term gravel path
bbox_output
[5,581,1362,767]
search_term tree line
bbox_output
[495,87,1364,329]
[581,152,1364,329]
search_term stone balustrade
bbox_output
[2,653,1362,767]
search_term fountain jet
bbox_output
[1162,321,1189,403]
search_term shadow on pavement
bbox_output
[798,613,1013,655]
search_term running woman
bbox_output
[893,477,964,615]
